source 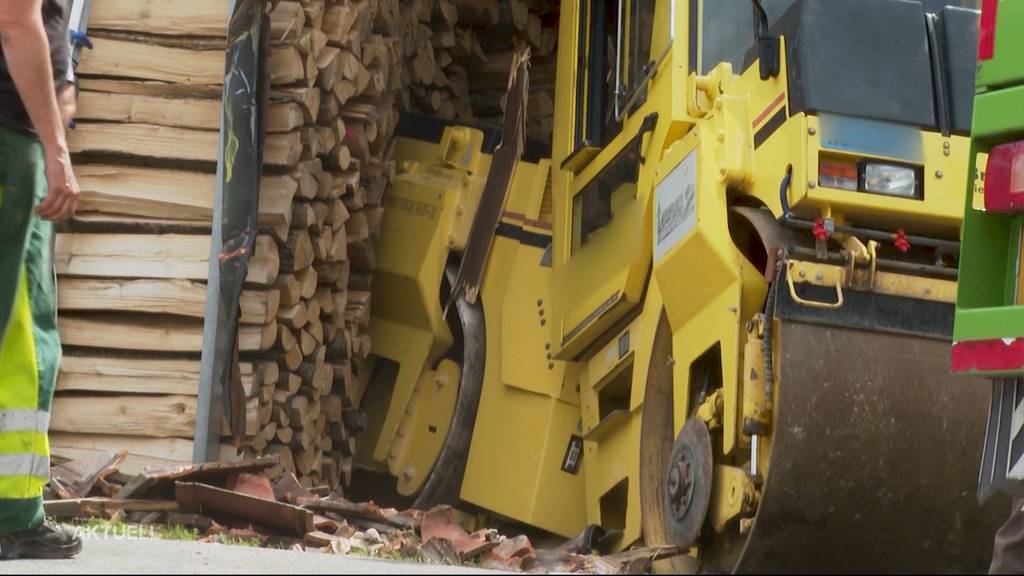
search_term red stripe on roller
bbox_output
[753,93,786,128]
[502,210,553,231]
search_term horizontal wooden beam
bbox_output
[58,355,275,398]
[58,278,280,325]
[76,90,220,130]
[51,395,198,438]
[55,233,279,285]
[77,91,305,134]
[79,37,224,85]
[59,315,277,353]
[90,0,231,37]
[69,123,303,167]
[76,164,296,229]
[49,434,242,476]
[77,164,212,221]
[58,355,201,396]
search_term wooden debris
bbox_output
[44,498,179,519]
[50,451,127,500]
[115,455,280,501]
[42,459,626,574]
[421,506,499,560]
[175,482,315,537]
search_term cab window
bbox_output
[573,0,665,153]
[626,0,656,109]
[574,0,622,151]
[572,139,642,252]
[699,0,795,75]
[569,0,665,251]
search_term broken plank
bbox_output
[296,498,416,529]
[44,498,179,519]
[50,451,127,500]
[116,455,280,501]
[175,482,314,536]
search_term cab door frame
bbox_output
[550,0,687,359]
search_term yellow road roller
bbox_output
[353,0,1004,571]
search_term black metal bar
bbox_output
[925,12,953,138]
[782,216,961,253]
[775,275,956,340]
[195,0,268,463]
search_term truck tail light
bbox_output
[985,139,1024,214]
[979,0,998,61]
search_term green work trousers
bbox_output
[0,124,60,534]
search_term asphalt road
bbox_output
[0,538,498,574]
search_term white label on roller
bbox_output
[654,149,697,263]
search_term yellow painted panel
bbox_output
[798,116,969,238]
[501,247,565,398]
[460,224,586,537]
[582,413,643,549]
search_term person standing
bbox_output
[0,0,82,560]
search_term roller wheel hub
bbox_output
[668,456,695,520]
[663,417,713,549]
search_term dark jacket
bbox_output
[0,0,70,136]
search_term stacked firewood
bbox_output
[400,0,477,120]
[51,0,400,492]
[403,0,558,143]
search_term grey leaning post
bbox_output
[195,0,268,462]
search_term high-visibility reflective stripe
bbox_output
[0,410,49,433]
[0,431,48,457]
[0,271,40,409]
[0,475,49,500]
[0,454,49,479]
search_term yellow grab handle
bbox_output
[786,261,844,309]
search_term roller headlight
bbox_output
[862,163,919,199]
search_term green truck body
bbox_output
[954,0,1024,497]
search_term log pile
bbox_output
[403,0,558,144]
[401,0,476,121]
[53,0,401,492]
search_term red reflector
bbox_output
[979,0,998,61]
[985,139,1024,213]
[952,338,1024,374]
